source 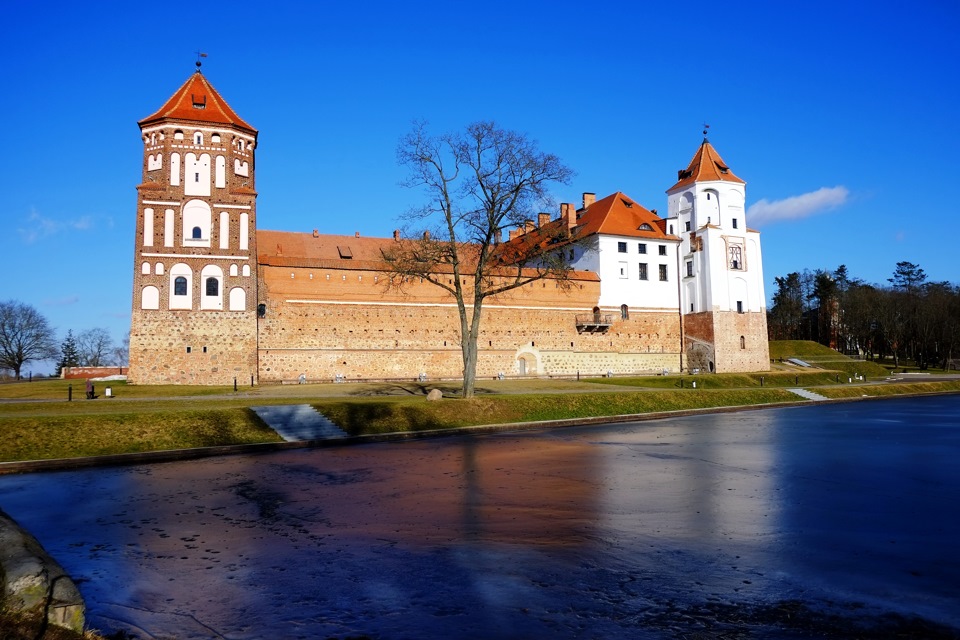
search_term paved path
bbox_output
[250,404,348,441]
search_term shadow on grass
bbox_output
[348,383,494,398]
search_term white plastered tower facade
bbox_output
[128,69,260,384]
[666,139,770,372]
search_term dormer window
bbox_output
[638,223,653,231]
[191,94,207,110]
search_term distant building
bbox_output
[129,71,768,384]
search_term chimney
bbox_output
[561,203,576,231]
[524,219,535,233]
[538,212,551,228]
[355,231,360,238]
[423,230,431,240]
[393,229,400,241]
[312,229,319,238]
[582,192,596,208]
[508,228,522,241]
[494,228,502,244]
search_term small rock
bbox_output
[426,389,443,401]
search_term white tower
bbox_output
[665,136,769,372]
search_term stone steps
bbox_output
[250,404,348,441]
[787,388,829,402]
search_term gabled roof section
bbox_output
[139,71,256,134]
[667,140,744,192]
[574,192,676,240]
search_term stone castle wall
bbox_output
[129,309,258,385]
[256,264,682,382]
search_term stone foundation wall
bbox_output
[129,309,258,385]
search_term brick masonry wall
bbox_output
[256,264,683,381]
[683,310,770,373]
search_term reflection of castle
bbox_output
[129,71,768,385]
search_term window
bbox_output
[194,132,203,145]
[638,243,647,254]
[737,301,744,313]
[740,335,746,349]
[658,245,667,256]
[638,223,653,231]
[685,221,691,232]
[192,226,202,239]
[174,276,188,296]
[618,261,628,279]
[658,264,668,281]
[617,241,627,253]
[639,263,648,280]
[621,304,629,320]
[729,245,743,270]
[211,133,221,144]
[732,218,738,229]
[686,261,693,277]
[206,277,219,296]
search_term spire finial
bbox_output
[702,123,710,142]
[195,51,208,72]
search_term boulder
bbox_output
[426,388,443,402]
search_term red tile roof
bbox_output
[571,192,676,239]
[256,229,600,280]
[139,71,256,133]
[667,140,744,192]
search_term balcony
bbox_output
[576,313,614,333]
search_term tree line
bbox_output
[768,262,960,369]
[0,300,128,379]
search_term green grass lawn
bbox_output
[1,345,958,464]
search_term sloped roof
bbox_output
[257,229,600,281]
[572,192,676,239]
[667,140,744,192]
[139,71,256,133]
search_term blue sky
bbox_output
[2,0,958,371]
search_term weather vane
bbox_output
[702,123,710,141]
[195,50,208,71]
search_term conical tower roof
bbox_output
[667,139,743,192]
[139,70,256,134]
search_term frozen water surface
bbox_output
[1,396,958,639]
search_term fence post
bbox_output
[234,377,238,392]
[68,384,72,402]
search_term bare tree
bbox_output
[385,121,575,398]
[111,332,130,367]
[0,300,58,379]
[76,327,114,367]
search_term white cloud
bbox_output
[17,209,96,243]
[746,186,849,226]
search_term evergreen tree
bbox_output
[56,330,80,377]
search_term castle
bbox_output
[129,70,769,385]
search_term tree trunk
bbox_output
[459,300,484,399]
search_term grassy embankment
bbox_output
[1,340,958,463]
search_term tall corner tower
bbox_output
[128,67,260,384]
[665,137,769,373]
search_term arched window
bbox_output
[141,286,160,310]
[620,304,629,320]
[740,335,746,349]
[192,226,202,239]
[200,264,223,310]
[174,276,188,296]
